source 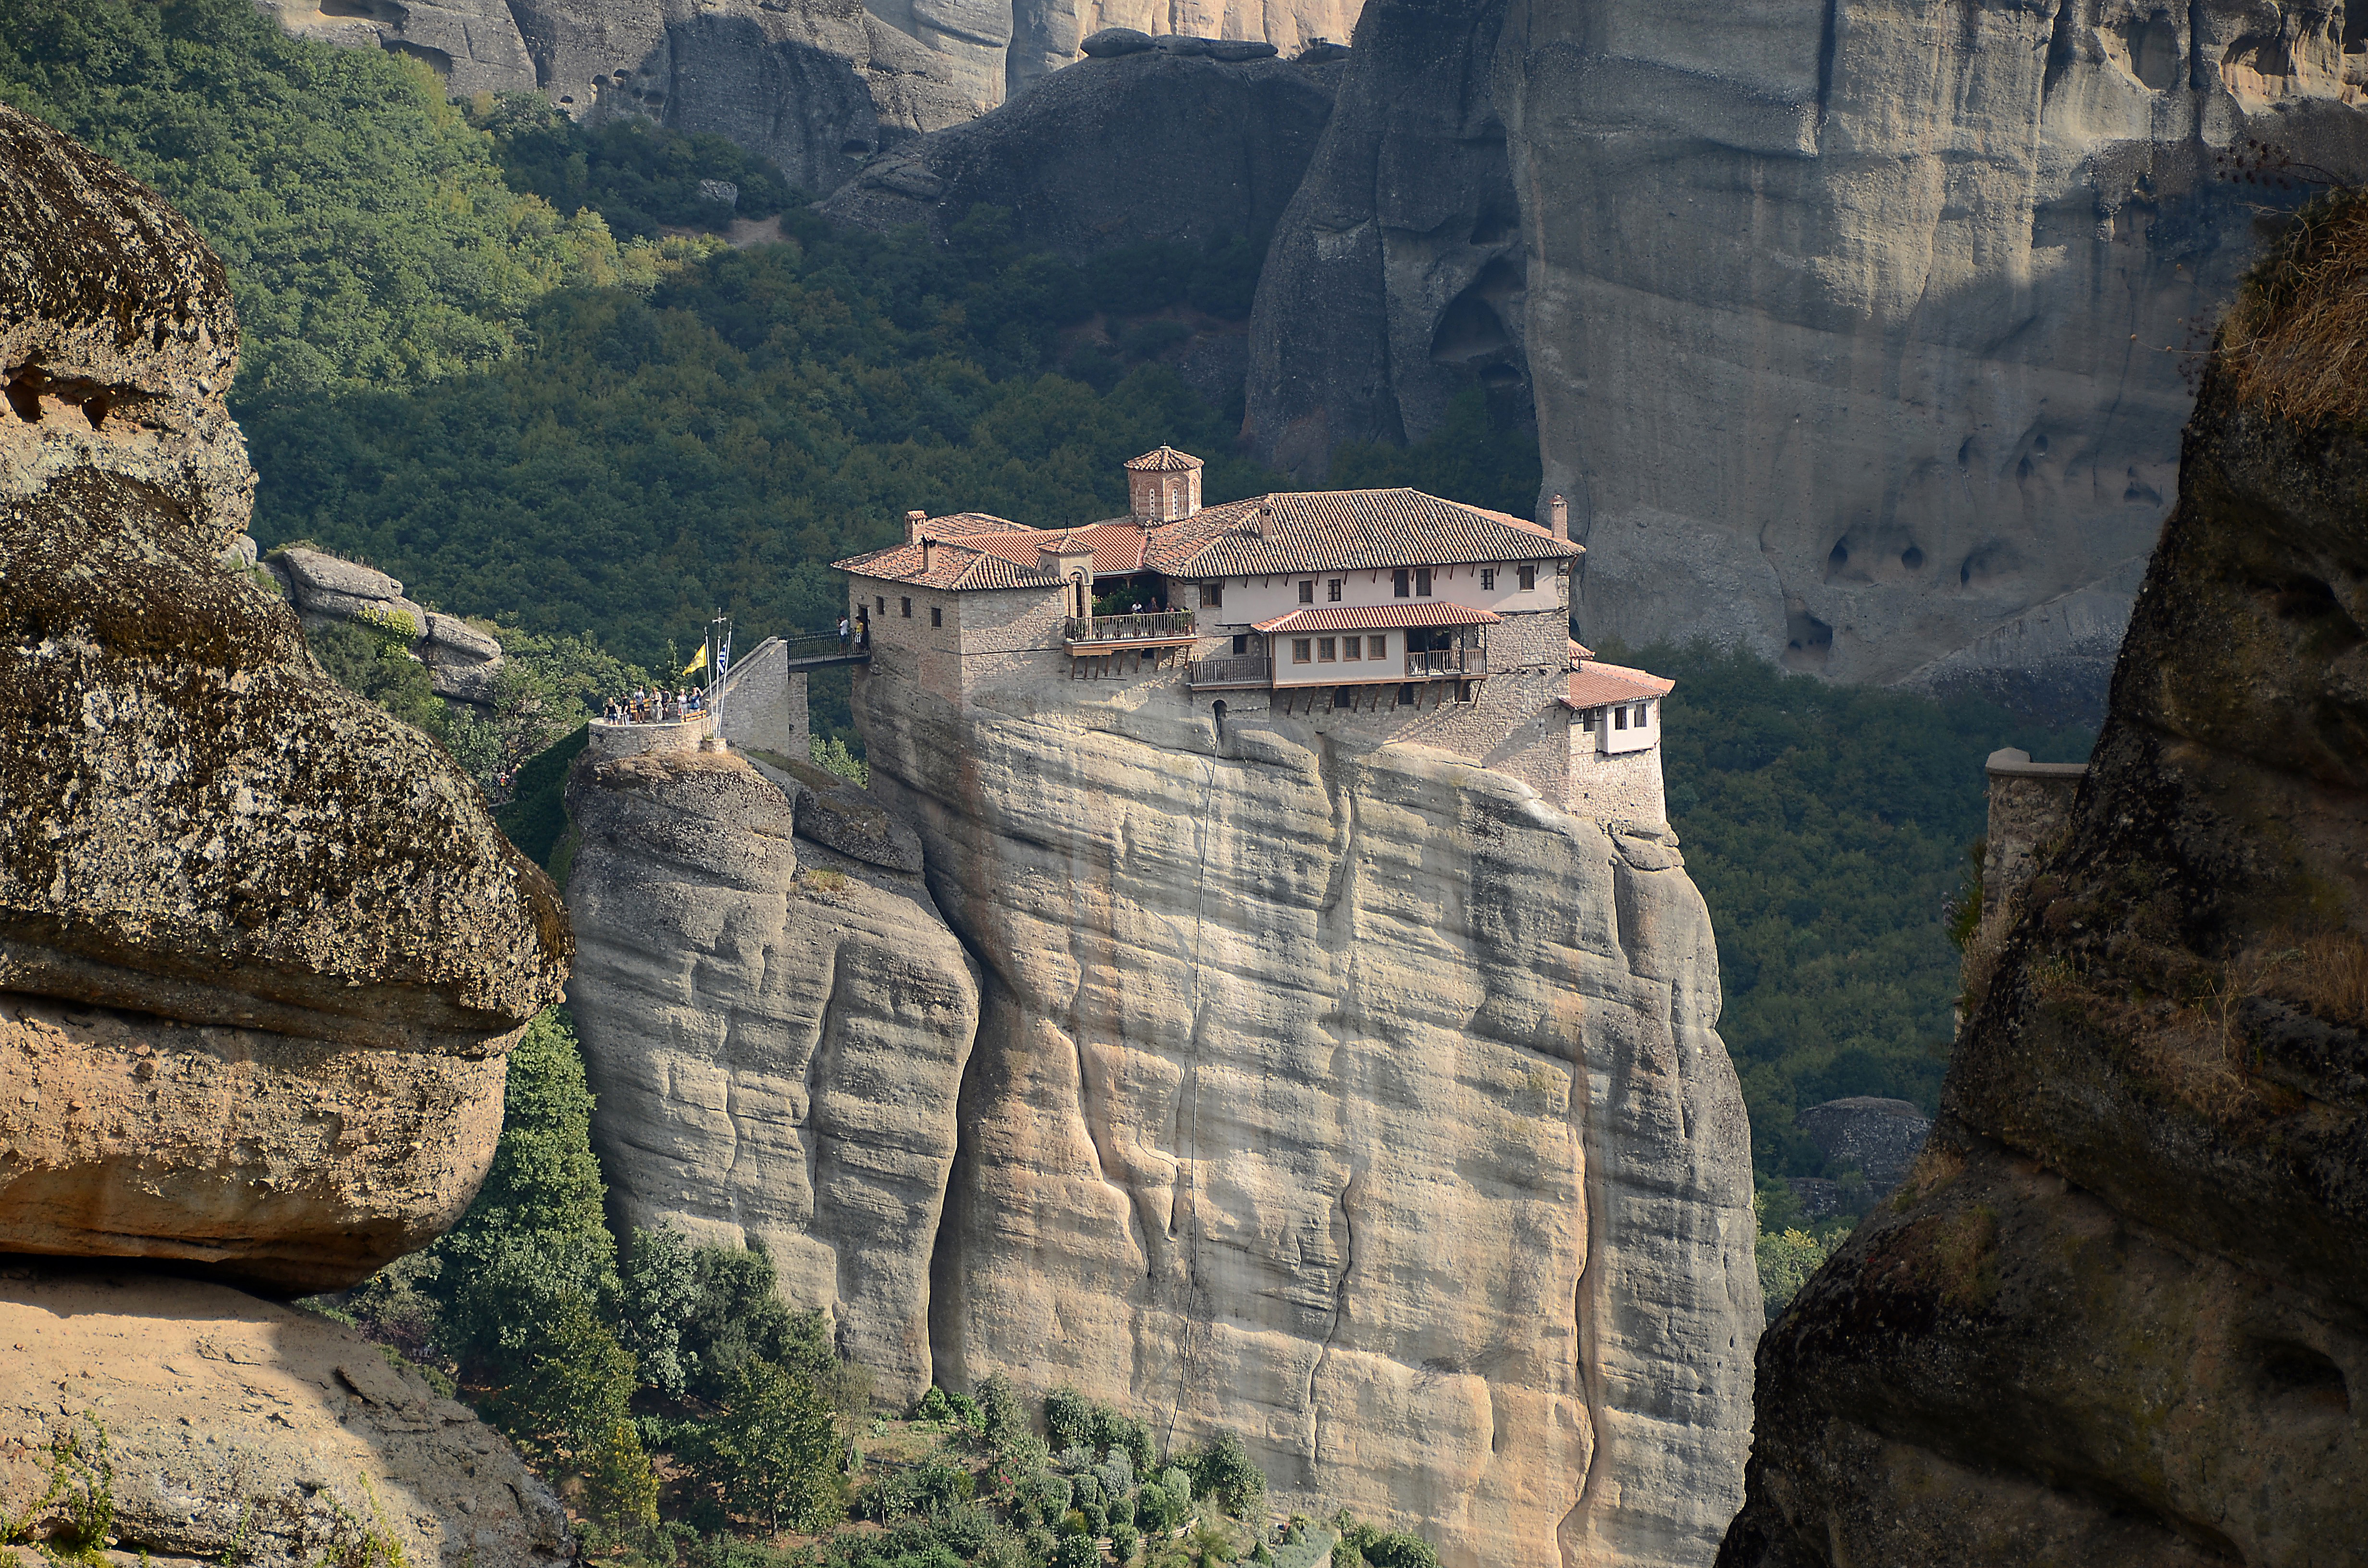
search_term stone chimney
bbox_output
[905,508,927,541]
[1548,494,1568,541]
[1125,447,1204,523]
[920,536,935,574]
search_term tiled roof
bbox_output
[836,487,1578,588]
[835,535,1068,591]
[1253,602,1503,634]
[1562,662,1676,708]
[1568,638,1594,666]
[1126,446,1203,472]
[1146,490,1578,577]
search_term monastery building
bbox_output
[833,447,1675,824]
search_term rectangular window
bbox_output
[1298,579,1316,604]
[1580,709,1597,732]
[1201,582,1223,609]
[931,605,943,627]
[1519,563,1536,591]
[1394,568,1410,598]
[1637,701,1652,726]
[1614,706,1628,730]
[1415,567,1432,597]
[1232,634,1248,655]
[1292,638,1313,664]
[1396,683,1415,706]
[1368,635,1386,660]
[1327,578,1343,602]
[901,597,913,618]
[1318,637,1337,662]
[876,595,886,613]
[1343,637,1361,661]
[1481,568,1496,590]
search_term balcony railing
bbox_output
[1406,648,1469,677]
[1186,655,1270,687]
[1066,611,1196,644]
[777,632,870,667]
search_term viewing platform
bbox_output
[775,631,873,671]
[589,712,716,760]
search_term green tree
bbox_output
[307,611,446,741]
[616,1225,699,1396]
[1187,1433,1263,1522]
[1042,1387,1091,1454]
[582,1419,663,1538]
[690,1358,847,1533]
[487,1289,638,1460]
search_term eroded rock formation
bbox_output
[816,46,1341,256]
[0,101,568,1290]
[265,545,509,705]
[257,0,1361,184]
[1716,200,2368,1567]
[1250,0,2368,716]
[563,744,978,1407]
[1,103,571,1568]
[847,678,1760,1568]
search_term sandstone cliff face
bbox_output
[816,48,1341,257]
[1716,227,2368,1565]
[846,672,1759,1568]
[0,99,568,1291]
[1250,0,2368,714]
[563,747,979,1406]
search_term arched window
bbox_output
[1072,573,1088,619]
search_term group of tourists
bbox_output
[604,686,704,725]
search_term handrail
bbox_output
[1066,610,1196,642]
[1405,649,1468,676]
[1186,655,1270,687]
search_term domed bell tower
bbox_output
[1125,446,1203,524]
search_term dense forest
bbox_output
[4,0,2098,1443]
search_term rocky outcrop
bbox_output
[258,0,1359,190]
[2,104,572,1568]
[816,46,1342,257]
[1717,207,2368,1567]
[562,747,978,1406]
[1249,0,2368,714]
[842,672,1759,1568]
[0,100,568,1290]
[265,546,508,705]
[258,0,978,193]
[0,1270,571,1568]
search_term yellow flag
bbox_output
[682,644,709,677]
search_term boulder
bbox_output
[563,749,978,1406]
[1149,32,1210,55]
[745,751,925,872]
[273,545,428,632]
[1206,39,1279,60]
[0,1268,572,1568]
[0,103,569,1291]
[1079,25,1153,55]
[1718,198,2368,1567]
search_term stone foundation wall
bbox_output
[720,638,812,759]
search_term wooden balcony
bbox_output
[1185,654,1270,688]
[1405,648,1469,677]
[1065,611,1197,650]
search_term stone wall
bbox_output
[1976,747,2089,956]
[719,636,813,759]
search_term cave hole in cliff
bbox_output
[2350,3,2368,53]
[5,377,41,423]
[2271,572,2367,655]
[1471,202,1519,245]
[1782,606,1832,671]
[82,393,109,430]
[842,140,872,156]
[1900,545,1925,572]
[2114,15,2183,91]
[1959,541,2025,591]
[380,39,453,80]
[2253,1337,2350,1412]
[1431,260,1523,364]
[1825,540,1850,580]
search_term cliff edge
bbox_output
[1717,191,2368,1566]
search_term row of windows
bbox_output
[869,592,939,625]
[1204,564,1543,609]
[1292,635,1388,663]
[1578,702,1655,731]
